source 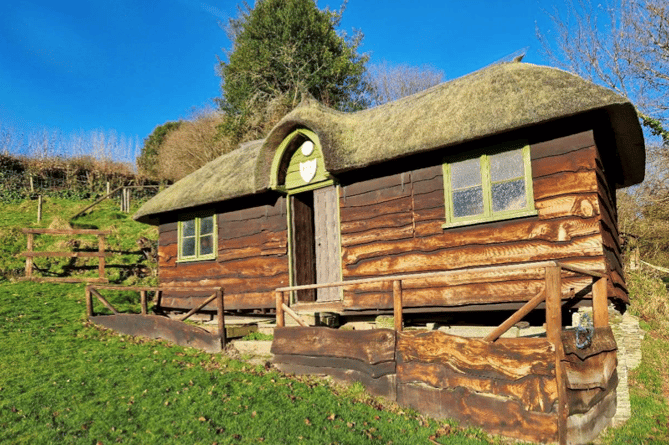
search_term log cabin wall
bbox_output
[339,129,620,311]
[157,196,289,311]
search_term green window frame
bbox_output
[177,214,217,262]
[442,141,536,228]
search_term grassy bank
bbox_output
[0,281,495,444]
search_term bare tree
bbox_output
[537,0,669,139]
[367,61,444,107]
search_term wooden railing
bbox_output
[22,228,110,283]
[85,285,226,344]
[274,260,608,445]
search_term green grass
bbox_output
[0,280,497,444]
[0,196,157,284]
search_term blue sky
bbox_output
[0,0,559,163]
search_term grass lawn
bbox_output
[0,281,497,445]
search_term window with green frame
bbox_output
[178,214,217,261]
[442,141,536,228]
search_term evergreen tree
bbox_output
[217,0,369,117]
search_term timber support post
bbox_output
[217,288,226,348]
[140,290,148,315]
[25,232,34,279]
[98,234,106,281]
[85,285,93,317]
[393,280,403,332]
[545,264,567,445]
[276,291,285,327]
[592,276,609,328]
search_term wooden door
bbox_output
[290,186,342,302]
[313,186,342,301]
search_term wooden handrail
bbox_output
[22,228,111,235]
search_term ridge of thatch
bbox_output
[135,62,645,224]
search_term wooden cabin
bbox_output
[134,62,645,443]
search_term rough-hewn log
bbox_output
[562,327,617,359]
[533,170,598,201]
[567,370,618,415]
[271,327,395,364]
[397,384,558,444]
[397,360,557,413]
[274,362,397,399]
[339,195,413,222]
[530,131,595,161]
[397,331,555,380]
[535,194,600,220]
[272,354,396,379]
[159,291,275,310]
[566,388,616,444]
[532,145,597,179]
[563,351,617,390]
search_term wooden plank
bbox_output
[530,130,595,160]
[220,214,286,240]
[339,195,413,222]
[159,291,276,310]
[25,232,33,278]
[532,145,597,179]
[341,225,415,248]
[567,370,617,415]
[340,173,405,198]
[393,280,402,332]
[271,327,395,364]
[397,330,555,380]
[340,212,414,235]
[566,388,616,444]
[561,327,617,359]
[22,251,108,258]
[89,314,223,353]
[563,351,617,390]
[545,264,567,445]
[593,277,609,327]
[160,256,288,281]
[399,360,558,413]
[533,170,598,201]
[343,235,604,277]
[21,228,111,235]
[397,384,558,444]
[412,189,444,211]
[275,291,285,327]
[341,182,410,208]
[410,164,442,182]
[217,200,285,223]
[273,362,397,399]
[535,194,600,219]
[412,174,443,196]
[272,354,396,378]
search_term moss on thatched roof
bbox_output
[135,62,645,224]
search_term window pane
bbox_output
[181,237,196,257]
[200,235,214,256]
[489,149,524,182]
[453,187,484,218]
[182,219,195,237]
[200,216,214,235]
[492,180,526,212]
[451,158,481,190]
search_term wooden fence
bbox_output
[86,285,227,353]
[272,261,613,445]
[22,228,110,283]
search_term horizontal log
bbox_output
[271,327,395,365]
[161,256,288,280]
[273,362,397,400]
[339,195,413,222]
[217,200,286,223]
[530,130,595,161]
[159,291,275,310]
[343,235,604,277]
[532,145,597,179]
[159,229,178,247]
[340,212,414,235]
[566,388,616,444]
[22,228,110,235]
[410,164,442,182]
[341,181,411,208]
[397,384,558,444]
[90,314,223,353]
[22,251,108,258]
[159,273,288,295]
[272,354,396,379]
[563,350,617,390]
[412,174,442,196]
[397,361,557,413]
[412,189,444,211]
[562,327,617,359]
[341,172,406,198]
[341,225,415,247]
[219,228,288,250]
[567,370,618,415]
[533,170,598,201]
[343,276,593,310]
[535,194,600,220]
[220,215,286,240]
[397,331,555,380]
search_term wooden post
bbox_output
[106,181,110,196]
[85,285,93,317]
[125,188,131,212]
[140,290,147,315]
[276,291,285,327]
[37,195,42,223]
[545,264,567,445]
[393,280,403,332]
[25,233,34,279]
[30,175,34,193]
[217,288,226,347]
[98,234,106,280]
[120,187,124,212]
[593,276,609,328]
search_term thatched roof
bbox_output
[135,62,645,224]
